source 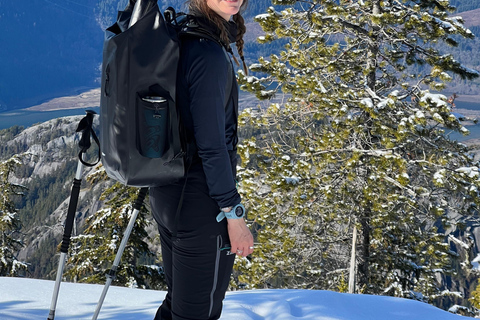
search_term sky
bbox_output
[0,277,469,320]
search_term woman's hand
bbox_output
[227,218,254,257]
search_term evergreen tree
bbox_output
[0,155,27,276]
[65,170,165,289]
[236,0,480,305]
[469,280,480,315]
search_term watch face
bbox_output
[235,205,244,217]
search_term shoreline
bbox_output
[21,89,480,112]
[452,94,480,104]
[25,88,101,112]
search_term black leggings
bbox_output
[149,169,235,320]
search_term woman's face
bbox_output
[206,0,243,20]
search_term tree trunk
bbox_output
[359,207,371,290]
[366,1,380,91]
[348,222,357,293]
[358,0,381,291]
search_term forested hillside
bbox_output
[0,116,112,278]
[450,0,479,13]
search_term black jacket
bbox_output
[176,17,241,209]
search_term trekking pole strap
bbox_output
[76,110,101,167]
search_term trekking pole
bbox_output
[48,110,100,320]
[92,187,149,320]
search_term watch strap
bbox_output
[216,203,245,222]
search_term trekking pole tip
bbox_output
[47,309,55,320]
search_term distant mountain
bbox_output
[0,0,272,112]
[0,0,103,110]
[458,8,480,28]
[0,0,479,112]
[0,115,111,278]
[450,0,479,13]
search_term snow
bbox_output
[471,254,480,270]
[432,113,445,123]
[361,98,373,109]
[318,82,327,94]
[0,277,470,320]
[455,167,479,179]
[415,110,425,119]
[420,93,448,108]
[255,13,271,20]
[448,234,471,250]
[260,90,276,98]
[451,112,466,121]
[449,305,470,315]
[283,176,299,185]
[378,98,394,109]
[1,212,15,223]
[459,65,480,77]
[434,169,446,185]
[460,126,470,134]
[249,63,263,69]
[433,17,456,32]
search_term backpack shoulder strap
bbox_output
[175,14,234,108]
[221,47,234,109]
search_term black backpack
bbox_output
[100,0,232,187]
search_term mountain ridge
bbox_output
[458,8,480,28]
[1,0,479,112]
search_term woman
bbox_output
[149,0,254,318]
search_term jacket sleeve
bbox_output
[184,39,241,209]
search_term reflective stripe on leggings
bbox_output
[208,235,222,318]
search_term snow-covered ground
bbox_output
[0,277,469,320]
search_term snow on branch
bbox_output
[448,234,471,250]
[419,93,448,108]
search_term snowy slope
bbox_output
[0,277,469,320]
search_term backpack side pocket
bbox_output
[136,94,168,158]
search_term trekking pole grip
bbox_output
[60,178,82,253]
[133,188,149,211]
[77,110,100,167]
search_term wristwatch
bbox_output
[216,203,246,222]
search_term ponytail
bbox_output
[233,13,248,75]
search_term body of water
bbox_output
[0,100,479,141]
[450,125,480,142]
[443,100,480,142]
[455,100,480,112]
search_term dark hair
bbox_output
[188,0,248,74]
